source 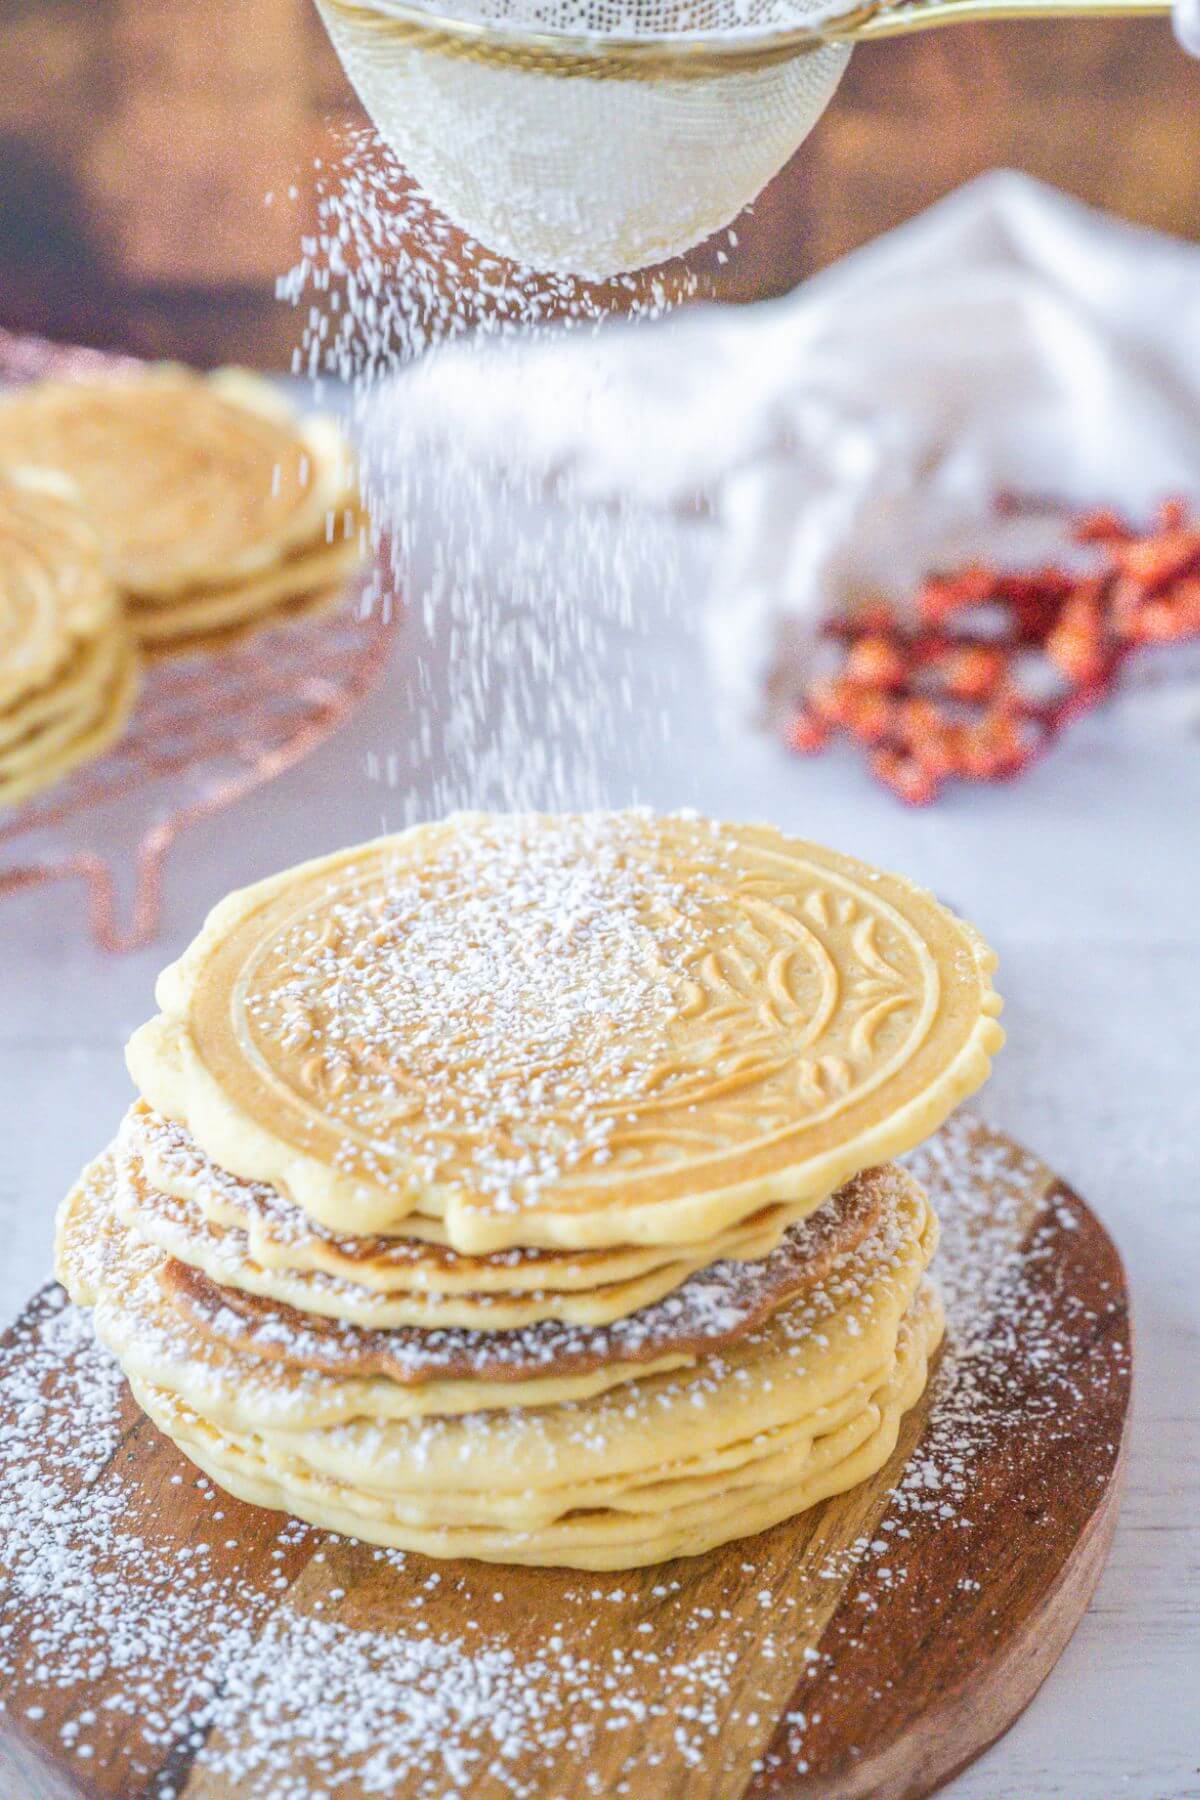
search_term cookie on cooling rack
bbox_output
[0,470,140,809]
[0,366,369,658]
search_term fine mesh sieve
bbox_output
[314,0,1172,280]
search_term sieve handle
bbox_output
[821,0,1171,43]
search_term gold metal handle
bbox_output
[319,0,1173,77]
[826,0,1169,43]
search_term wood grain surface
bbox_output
[1,1,1196,363]
[0,1120,1131,1799]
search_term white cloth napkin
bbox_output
[366,172,1200,720]
[1176,0,1200,56]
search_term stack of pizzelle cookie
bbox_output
[0,469,139,808]
[56,812,1004,1570]
[0,367,366,660]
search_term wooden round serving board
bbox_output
[0,1118,1130,1800]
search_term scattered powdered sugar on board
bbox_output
[0,1297,767,1795]
[0,1116,1129,1796]
[767,1113,1131,1779]
[276,129,705,822]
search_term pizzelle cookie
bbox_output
[127,811,1003,1252]
[0,471,141,809]
[0,368,349,598]
[56,1141,942,1567]
[0,470,123,713]
[0,364,367,807]
[122,1103,853,1323]
[0,628,122,754]
[76,1138,919,1384]
[126,504,367,645]
[0,637,140,810]
[56,1156,696,1427]
[153,1168,894,1366]
[130,1290,942,1569]
[139,580,358,664]
[58,810,1002,1568]
[0,367,368,658]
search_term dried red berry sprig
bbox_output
[785,498,1200,805]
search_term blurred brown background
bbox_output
[3,0,1197,367]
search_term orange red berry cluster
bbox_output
[785,499,1200,805]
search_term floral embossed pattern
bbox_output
[129,813,1002,1249]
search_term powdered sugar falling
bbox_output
[278,129,699,824]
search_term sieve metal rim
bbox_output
[317,0,1170,78]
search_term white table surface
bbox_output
[1,496,1197,1799]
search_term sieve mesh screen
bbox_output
[316,0,849,277]
[345,0,832,33]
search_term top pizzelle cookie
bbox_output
[126,812,1004,1253]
